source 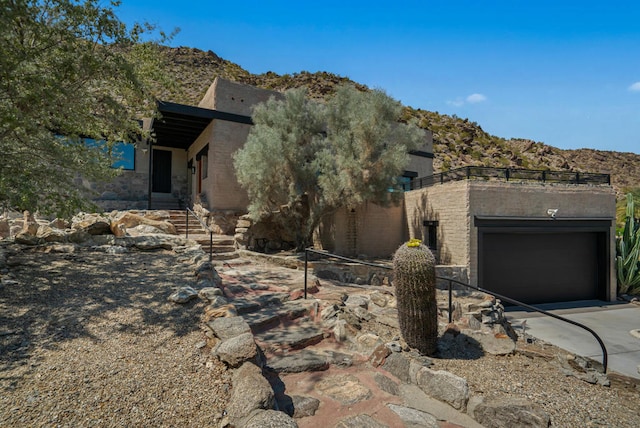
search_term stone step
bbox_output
[265,349,354,374]
[254,321,325,351]
[211,251,240,261]
[241,300,312,331]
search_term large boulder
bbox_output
[224,362,275,425]
[72,213,111,235]
[416,367,469,411]
[110,212,176,235]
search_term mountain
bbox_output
[155,46,640,194]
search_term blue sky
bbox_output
[118,1,640,154]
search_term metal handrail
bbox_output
[410,166,611,191]
[303,248,608,372]
[185,207,213,263]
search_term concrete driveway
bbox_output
[506,300,640,379]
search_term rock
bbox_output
[315,374,372,405]
[243,409,298,427]
[37,226,67,243]
[335,414,388,428]
[72,212,111,235]
[204,304,237,320]
[207,316,251,340]
[320,304,340,327]
[67,229,91,244]
[291,395,320,418]
[382,352,411,382]
[267,350,330,373]
[21,211,39,235]
[356,333,383,357]
[198,287,223,301]
[214,332,257,367]
[14,232,40,245]
[225,362,275,424]
[110,212,177,235]
[333,319,348,342]
[387,404,438,428]
[0,219,11,238]
[345,294,369,309]
[469,396,551,428]
[370,343,392,367]
[416,367,469,410]
[167,286,198,303]
[465,330,516,355]
[369,291,389,307]
[374,373,400,396]
[128,235,184,250]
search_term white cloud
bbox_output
[447,93,488,107]
[466,93,487,103]
[629,82,640,92]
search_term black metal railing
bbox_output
[303,248,608,372]
[409,166,611,190]
[185,207,213,263]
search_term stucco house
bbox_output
[92,77,617,305]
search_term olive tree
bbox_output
[234,84,425,250]
[0,0,172,217]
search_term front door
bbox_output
[152,149,172,193]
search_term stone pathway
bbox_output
[203,257,494,427]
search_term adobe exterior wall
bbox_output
[404,181,470,267]
[320,201,406,258]
[199,77,280,115]
[467,181,617,299]
[191,78,281,211]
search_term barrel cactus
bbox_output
[392,238,438,355]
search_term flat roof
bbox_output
[152,101,252,149]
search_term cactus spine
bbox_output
[392,239,437,355]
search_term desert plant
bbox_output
[616,193,640,294]
[392,239,438,355]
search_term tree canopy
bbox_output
[0,0,172,217]
[233,85,426,249]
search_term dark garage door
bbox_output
[480,231,606,304]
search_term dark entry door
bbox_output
[480,231,605,304]
[152,149,172,193]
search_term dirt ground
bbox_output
[2,243,640,427]
[0,244,230,427]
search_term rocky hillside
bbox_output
[155,46,640,194]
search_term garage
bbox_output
[476,218,611,305]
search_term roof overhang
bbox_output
[152,101,253,150]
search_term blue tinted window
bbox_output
[111,142,135,170]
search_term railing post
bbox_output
[505,168,510,181]
[466,166,470,179]
[542,170,546,183]
[185,208,189,240]
[448,280,453,324]
[304,249,308,300]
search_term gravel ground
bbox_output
[0,244,230,427]
[2,244,640,427]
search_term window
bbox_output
[83,138,135,170]
[111,142,135,170]
[400,171,418,191]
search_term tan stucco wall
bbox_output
[406,129,434,178]
[319,201,407,258]
[467,181,617,298]
[199,77,281,115]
